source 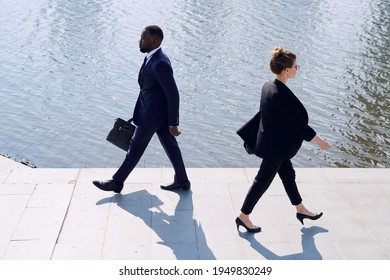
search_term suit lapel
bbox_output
[138,57,147,85]
[138,49,161,86]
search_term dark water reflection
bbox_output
[0,0,389,168]
[338,0,390,167]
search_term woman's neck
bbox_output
[275,74,288,84]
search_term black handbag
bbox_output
[236,110,261,154]
[106,118,136,151]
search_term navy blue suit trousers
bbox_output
[112,126,188,184]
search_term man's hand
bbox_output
[169,126,181,137]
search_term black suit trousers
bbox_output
[241,159,302,215]
[112,126,188,184]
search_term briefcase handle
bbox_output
[121,118,135,131]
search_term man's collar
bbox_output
[146,47,161,60]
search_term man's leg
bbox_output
[112,126,156,184]
[156,126,189,185]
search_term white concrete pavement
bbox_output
[0,156,389,260]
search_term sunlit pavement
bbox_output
[1,156,389,260]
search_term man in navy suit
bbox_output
[93,25,190,193]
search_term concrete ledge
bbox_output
[0,156,389,260]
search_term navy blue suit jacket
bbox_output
[133,48,180,127]
[255,79,316,159]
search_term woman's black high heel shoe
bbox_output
[296,212,323,225]
[235,217,261,233]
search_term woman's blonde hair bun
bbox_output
[271,47,284,58]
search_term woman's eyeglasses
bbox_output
[291,65,300,70]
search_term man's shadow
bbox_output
[97,189,215,260]
[239,226,329,260]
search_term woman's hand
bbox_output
[312,135,330,150]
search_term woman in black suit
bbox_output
[236,47,330,233]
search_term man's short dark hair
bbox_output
[145,25,164,41]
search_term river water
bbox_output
[1,0,389,168]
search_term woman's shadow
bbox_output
[239,226,329,260]
[96,189,215,260]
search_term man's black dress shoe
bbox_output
[160,180,191,191]
[92,179,123,193]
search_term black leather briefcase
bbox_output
[106,118,136,151]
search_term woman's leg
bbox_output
[278,159,318,216]
[277,159,302,205]
[239,159,282,227]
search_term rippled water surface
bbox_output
[1,0,389,168]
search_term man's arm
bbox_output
[154,61,180,126]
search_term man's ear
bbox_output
[152,37,162,47]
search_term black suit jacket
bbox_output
[133,48,180,127]
[255,79,316,159]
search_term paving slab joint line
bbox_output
[0,181,38,259]
[49,168,81,259]
[100,195,115,260]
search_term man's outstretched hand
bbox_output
[169,126,181,137]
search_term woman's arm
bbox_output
[312,135,330,150]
